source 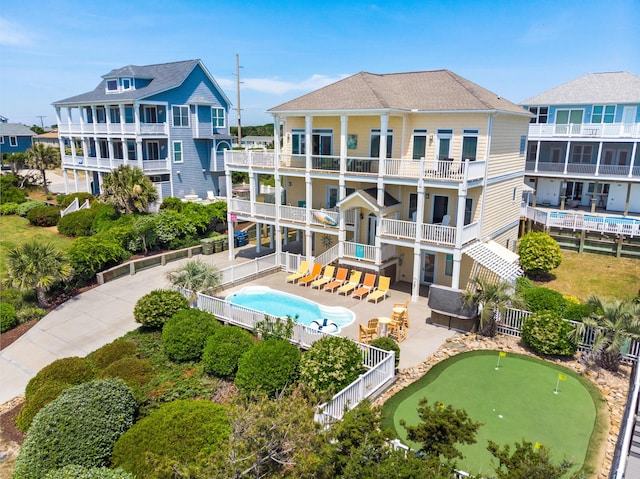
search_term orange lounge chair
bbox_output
[311,265,335,289]
[352,273,377,300]
[367,276,391,303]
[298,263,323,287]
[324,267,349,293]
[337,270,362,296]
[286,260,309,284]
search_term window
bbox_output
[85,107,93,123]
[173,141,183,163]
[212,108,225,128]
[172,106,189,127]
[370,129,393,158]
[109,107,120,124]
[587,182,610,195]
[437,129,452,160]
[519,135,526,155]
[572,145,593,163]
[464,197,473,225]
[106,80,118,92]
[527,143,538,162]
[592,105,615,124]
[0,136,4,144]
[146,141,159,160]
[95,107,106,124]
[121,78,132,90]
[9,136,17,147]
[556,109,583,125]
[113,141,124,159]
[126,141,136,161]
[409,193,418,221]
[551,148,562,163]
[292,129,305,154]
[412,129,427,160]
[444,254,453,277]
[124,106,135,123]
[143,106,157,123]
[462,130,478,161]
[98,139,109,158]
[528,106,548,124]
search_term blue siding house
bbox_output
[521,72,640,214]
[0,123,35,156]
[54,59,233,202]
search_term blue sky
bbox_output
[1,0,638,127]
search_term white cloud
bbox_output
[0,17,34,47]
[219,73,350,96]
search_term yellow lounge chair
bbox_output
[337,270,362,296]
[298,263,323,287]
[324,267,349,293]
[286,260,309,284]
[311,265,335,290]
[352,273,377,300]
[366,276,391,303]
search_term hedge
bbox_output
[0,302,17,332]
[16,380,71,432]
[522,286,567,314]
[521,310,578,357]
[133,289,189,329]
[202,326,255,378]
[44,465,135,479]
[370,337,401,368]
[58,208,97,237]
[67,234,130,285]
[26,205,61,226]
[25,356,97,399]
[88,339,138,370]
[161,309,221,361]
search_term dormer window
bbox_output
[105,78,134,93]
[106,80,118,92]
[122,78,132,90]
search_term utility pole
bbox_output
[235,53,242,146]
[36,116,47,129]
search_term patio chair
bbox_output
[311,265,335,289]
[392,296,410,329]
[358,319,379,344]
[337,270,362,296]
[367,276,391,304]
[298,263,323,287]
[388,317,407,343]
[352,273,377,300]
[324,267,349,293]
[285,260,309,284]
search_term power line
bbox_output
[235,53,243,145]
[36,116,47,128]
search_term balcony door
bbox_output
[143,106,158,124]
[555,109,583,135]
[432,195,449,224]
[421,252,436,284]
[623,106,636,136]
[367,214,377,246]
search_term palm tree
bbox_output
[4,241,73,308]
[25,143,61,194]
[570,296,640,371]
[166,259,221,303]
[462,277,525,337]
[100,165,158,214]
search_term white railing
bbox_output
[566,163,597,174]
[343,242,376,261]
[254,202,277,218]
[280,204,307,223]
[526,161,638,178]
[498,308,639,364]
[380,218,479,246]
[139,123,167,135]
[314,244,339,266]
[60,198,90,217]
[529,122,640,139]
[459,222,480,245]
[422,223,456,245]
[141,159,169,171]
[310,208,339,227]
[380,218,417,240]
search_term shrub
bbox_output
[370,336,401,368]
[67,234,130,285]
[517,231,562,277]
[0,202,19,215]
[26,205,62,226]
[202,326,255,378]
[44,465,135,479]
[58,208,97,237]
[90,202,119,232]
[58,192,95,208]
[16,380,71,432]
[299,336,364,396]
[0,302,17,332]
[133,289,189,329]
[0,185,27,204]
[159,196,184,211]
[522,286,567,314]
[521,310,578,357]
[16,306,46,324]
[111,399,229,478]
[515,276,535,295]
[25,356,97,399]
[563,301,597,322]
[88,338,138,370]
[235,339,301,397]
[15,200,46,217]
[161,309,221,362]
[98,357,154,400]
[13,379,136,479]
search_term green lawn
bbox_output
[0,215,74,280]
[382,351,606,478]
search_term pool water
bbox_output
[226,286,355,331]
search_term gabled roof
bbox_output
[521,72,640,106]
[337,187,400,213]
[0,123,36,136]
[54,59,231,106]
[269,70,529,115]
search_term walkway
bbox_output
[0,249,455,405]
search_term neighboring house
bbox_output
[521,72,640,214]
[34,131,61,148]
[54,59,233,200]
[224,70,531,299]
[0,123,35,156]
[240,135,274,149]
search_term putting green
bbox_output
[383,350,604,476]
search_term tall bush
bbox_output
[161,309,221,361]
[0,302,17,332]
[24,356,97,399]
[58,208,97,237]
[67,234,130,285]
[26,205,61,226]
[202,326,255,378]
[517,231,562,277]
[522,286,566,314]
[133,289,189,329]
[235,339,301,397]
[13,379,136,478]
[521,311,578,356]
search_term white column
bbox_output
[534,140,540,172]
[594,141,603,176]
[85,171,92,194]
[256,222,262,253]
[119,105,126,135]
[629,142,638,178]
[451,250,462,289]
[339,115,347,259]
[226,172,235,260]
[562,140,571,174]
[62,169,69,194]
[136,140,144,169]
[73,169,79,192]
[377,114,388,206]
[305,116,313,261]
[411,247,421,302]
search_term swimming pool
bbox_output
[226,286,355,331]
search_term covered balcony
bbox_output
[528,122,640,139]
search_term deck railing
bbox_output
[60,198,90,217]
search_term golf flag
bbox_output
[534,442,542,450]
[558,374,567,381]
[499,351,507,357]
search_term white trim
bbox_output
[466,240,522,282]
[212,107,225,128]
[172,105,190,127]
[9,136,17,147]
[172,140,183,163]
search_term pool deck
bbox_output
[223,271,457,369]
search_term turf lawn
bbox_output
[383,350,604,477]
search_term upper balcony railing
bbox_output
[528,122,640,139]
[61,154,169,172]
[526,161,640,178]
[380,218,480,247]
[58,121,168,136]
[225,150,486,183]
[229,199,357,228]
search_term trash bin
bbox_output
[234,231,248,247]
[200,238,215,255]
[213,238,223,253]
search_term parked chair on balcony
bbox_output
[358,318,379,344]
[311,265,335,290]
[367,276,391,303]
[298,263,323,287]
[337,270,363,296]
[324,267,349,293]
[286,260,309,284]
[392,296,410,329]
[352,273,377,300]
[437,215,451,226]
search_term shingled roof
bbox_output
[0,123,36,136]
[521,72,640,106]
[54,59,216,105]
[269,70,528,115]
